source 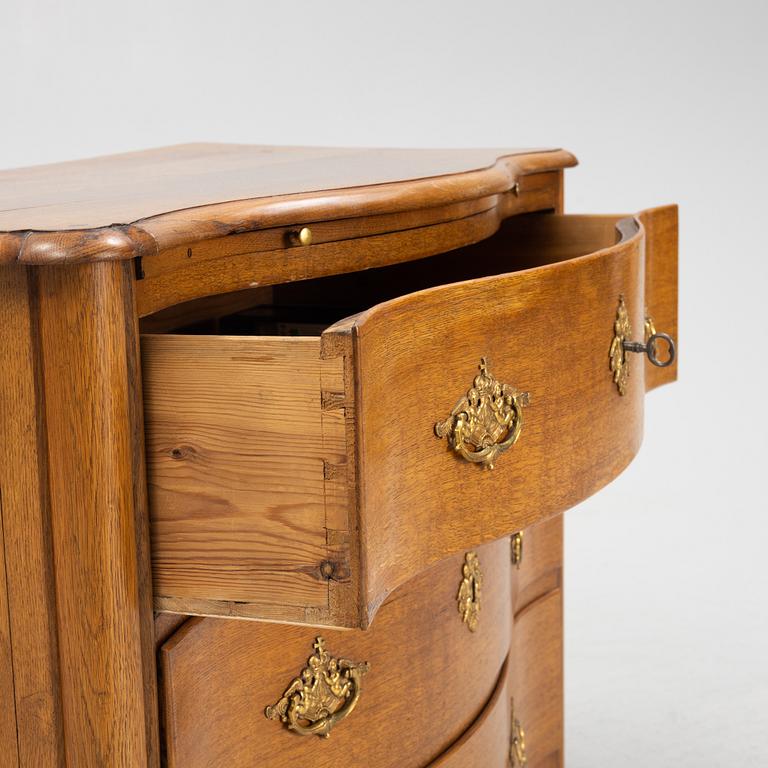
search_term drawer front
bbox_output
[427,660,510,768]
[511,516,563,615]
[509,590,564,767]
[161,539,511,768]
[325,215,649,620]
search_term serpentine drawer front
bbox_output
[426,661,512,768]
[160,540,511,768]
[0,144,677,766]
[510,589,564,767]
[142,208,678,630]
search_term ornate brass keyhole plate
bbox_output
[511,532,524,569]
[509,699,527,766]
[457,551,482,631]
[610,295,633,395]
[610,296,676,395]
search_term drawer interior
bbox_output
[139,213,626,335]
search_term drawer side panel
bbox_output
[142,335,345,622]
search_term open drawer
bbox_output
[141,206,677,628]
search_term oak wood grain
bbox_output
[36,261,159,766]
[0,264,65,766]
[510,590,564,767]
[427,661,510,768]
[640,205,678,391]
[511,516,563,615]
[161,539,510,768]
[0,497,19,766]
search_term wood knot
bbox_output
[168,445,196,460]
[319,561,336,580]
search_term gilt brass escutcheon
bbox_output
[511,532,524,569]
[435,358,529,470]
[265,637,369,738]
[509,699,527,766]
[457,551,482,632]
[610,297,676,395]
[610,295,633,395]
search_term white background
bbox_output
[2,1,766,764]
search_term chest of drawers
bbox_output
[0,144,677,767]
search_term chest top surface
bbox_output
[0,144,574,232]
[0,143,575,266]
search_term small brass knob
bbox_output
[289,226,313,246]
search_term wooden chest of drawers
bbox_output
[0,144,677,766]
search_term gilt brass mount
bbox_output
[609,296,633,395]
[509,699,527,766]
[435,358,529,470]
[511,532,524,569]
[457,551,482,632]
[610,296,676,395]
[265,637,369,738]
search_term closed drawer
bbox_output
[160,539,510,768]
[510,590,564,767]
[511,516,563,615]
[142,207,677,627]
[426,660,511,768]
